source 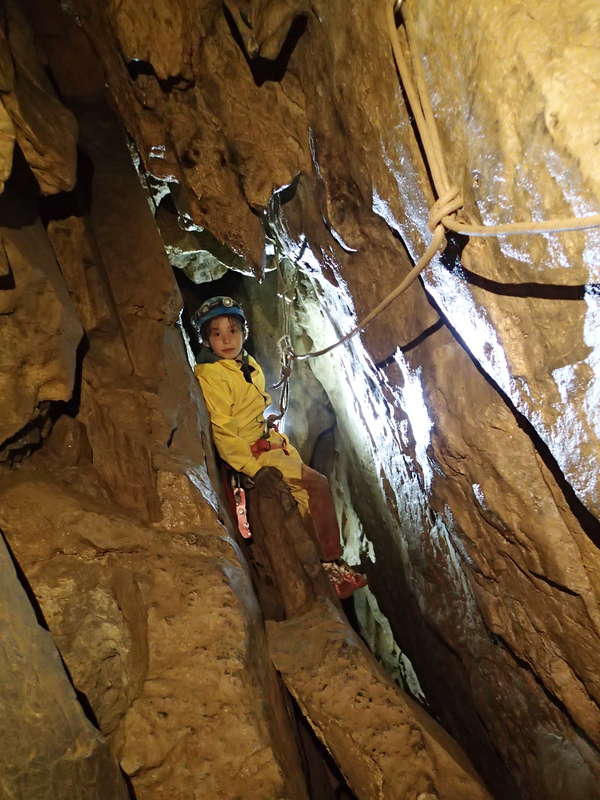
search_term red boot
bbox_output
[322,560,368,599]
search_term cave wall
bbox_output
[271,4,600,797]
[0,534,130,799]
[0,3,307,797]
[1,0,599,798]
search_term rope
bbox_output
[442,214,600,237]
[295,223,447,362]
[269,1,600,410]
[390,3,600,237]
[269,255,299,423]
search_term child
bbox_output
[192,296,367,599]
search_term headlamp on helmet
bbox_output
[192,296,247,341]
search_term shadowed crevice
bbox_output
[528,571,580,597]
[0,337,89,464]
[0,145,40,228]
[39,148,94,223]
[375,318,445,367]
[493,631,600,757]
[1,531,50,630]
[126,59,193,93]
[0,259,15,291]
[441,231,600,299]
[223,5,308,86]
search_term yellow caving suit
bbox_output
[194,354,309,514]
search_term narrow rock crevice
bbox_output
[2,1,599,798]
[223,5,308,86]
[125,59,193,93]
[493,630,600,758]
[1,531,50,631]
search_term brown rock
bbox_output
[0,103,15,192]
[2,0,77,193]
[0,472,308,800]
[155,194,251,284]
[69,0,310,269]
[247,467,337,619]
[76,105,182,378]
[0,205,82,449]
[398,0,600,517]
[0,12,16,191]
[268,598,492,800]
[7,0,600,798]
[0,535,129,800]
[108,0,195,82]
[47,217,114,334]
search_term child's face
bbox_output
[206,315,244,359]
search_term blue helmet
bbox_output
[192,296,247,339]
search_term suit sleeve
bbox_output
[196,369,260,477]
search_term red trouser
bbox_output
[251,438,342,562]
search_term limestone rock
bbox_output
[0,102,15,192]
[8,0,600,798]
[268,599,492,800]
[0,535,129,800]
[0,202,82,450]
[2,0,77,193]
[17,58,307,796]
[47,216,114,334]
[69,0,310,269]
[0,14,16,191]
[0,473,308,800]
[108,0,196,82]
[292,270,600,798]
[398,0,600,517]
[155,196,248,284]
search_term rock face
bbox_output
[0,8,308,795]
[1,0,599,798]
[1,1,77,194]
[404,0,600,519]
[0,474,306,800]
[0,157,82,453]
[268,599,492,800]
[0,535,129,800]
